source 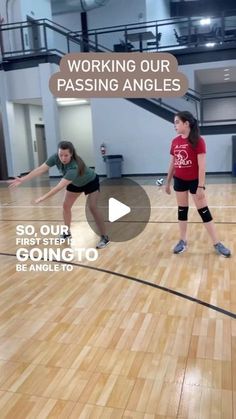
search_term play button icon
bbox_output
[85,177,151,243]
[109,198,131,222]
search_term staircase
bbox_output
[1,18,236,134]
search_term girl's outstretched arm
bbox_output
[8,163,49,188]
[34,178,71,204]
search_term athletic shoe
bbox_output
[96,235,110,249]
[214,242,231,257]
[173,239,187,254]
[60,232,72,240]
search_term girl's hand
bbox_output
[7,177,22,188]
[34,197,43,204]
[165,184,171,195]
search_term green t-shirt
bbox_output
[45,154,96,187]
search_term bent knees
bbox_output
[88,201,97,214]
[63,200,73,212]
[198,206,213,222]
[178,206,189,221]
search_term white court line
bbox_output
[0,205,86,208]
[1,205,236,209]
[0,205,69,208]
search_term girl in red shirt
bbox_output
[165,111,231,257]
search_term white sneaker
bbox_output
[96,235,110,249]
[214,242,231,257]
[173,240,187,254]
[59,232,72,240]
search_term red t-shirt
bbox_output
[170,135,206,180]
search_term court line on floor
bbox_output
[1,205,236,209]
[0,252,235,320]
[0,219,236,225]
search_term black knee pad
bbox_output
[198,206,213,223]
[178,206,189,221]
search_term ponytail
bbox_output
[58,141,85,176]
[176,111,200,147]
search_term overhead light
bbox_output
[224,73,230,77]
[205,42,215,47]
[200,18,211,25]
[56,98,89,106]
[224,68,230,71]
[224,77,230,81]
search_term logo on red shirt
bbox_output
[174,146,192,168]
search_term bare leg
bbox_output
[87,190,107,236]
[191,193,218,244]
[175,191,189,241]
[63,190,80,231]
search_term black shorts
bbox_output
[173,176,198,194]
[66,174,100,195]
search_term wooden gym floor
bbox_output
[0,176,235,418]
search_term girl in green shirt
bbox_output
[8,141,109,249]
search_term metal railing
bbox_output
[70,11,236,52]
[0,18,235,126]
[0,18,112,60]
[151,88,236,125]
[1,11,236,60]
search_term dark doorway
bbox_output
[35,124,47,165]
[0,112,8,180]
[27,16,41,51]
